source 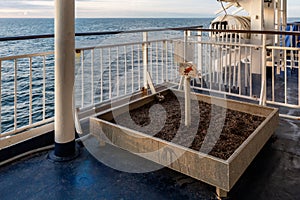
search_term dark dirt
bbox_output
[111,92,265,160]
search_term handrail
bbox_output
[0,25,203,42]
[191,28,300,36]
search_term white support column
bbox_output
[51,0,78,160]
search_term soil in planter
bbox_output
[110,92,265,160]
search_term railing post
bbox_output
[143,32,148,89]
[197,29,202,76]
[50,0,79,161]
[260,34,267,106]
[184,30,191,62]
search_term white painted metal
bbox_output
[108,48,112,99]
[54,0,75,144]
[143,32,148,89]
[14,59,17,130]
[184,76,191,127]
[100,49,103,102]
[91,49,95,105]
[28,57,34,126]
[260,34,267,106]
[81,50,85,107]
[130,45,134,93]
[43,56,46,120]
[0,61,1,134]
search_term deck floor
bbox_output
[0,117,299,200]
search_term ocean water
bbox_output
[0,18,212,56]
[0,18,212,133]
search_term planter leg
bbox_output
[216,187,227,199]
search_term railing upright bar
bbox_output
[124,46,127,95]
[171,43,174,82]
[150,43,153,78]
[100,48,103,102]
[156,42,159,84]
[224,45,228,87]
[131,45,134,93]
[91,49,95,105]
[228,43,232,93]
[143,32,148,89]
[298,51,300,106]
[238,47,242,95]
[250,47,253,97]
[201,44,205,88]
[244,47,248,89]
[42,56,46,120]
[209,44,212,90]
[81,50,84,107]
[272,49,275,102]
[29,57,33,125]
[137,44,141,89]
[260,34,267,106]
[165,41,168,82]
[161,41,164,83]
[109,48,112,99]
[284,49,288,104]
[233,46,237,88]
[14,59,18,130]
[0,60,1,133]
[117,47,120,97]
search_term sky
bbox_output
[0,0,300,18]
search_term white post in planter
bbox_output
[50,0,78,161]
[184,76,191,127]
[179,62,197,127]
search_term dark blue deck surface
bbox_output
[0,118,299,200]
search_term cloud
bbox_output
[0,0,299,18]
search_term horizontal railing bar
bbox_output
[0,38,178,62]
[279,114,300,120]
[3,26,300,43]
[0,117,54,138]
[168,81,260,102]
[267,46,300,51]
[191,28,300,36]
[76,38,178,51]
[0,52,54,61]
[0,25,203,42]
[191,40,261,48]
[266,101,300,109]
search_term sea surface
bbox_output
[0,18,212,133]
[0,18,212,57]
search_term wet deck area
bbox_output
[0,117,299,200]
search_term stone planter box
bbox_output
[90,89,279,198]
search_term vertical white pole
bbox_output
[53,0,77,159]
[260,34,267,106]
[197,30,202,76]
[143,32,148,89]
[184,76,191,127]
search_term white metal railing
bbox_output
[0,52,54,137]
[187,28,300,119]
[74,38,179,111]
[1,26,300,141]
[0,29,189,138]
